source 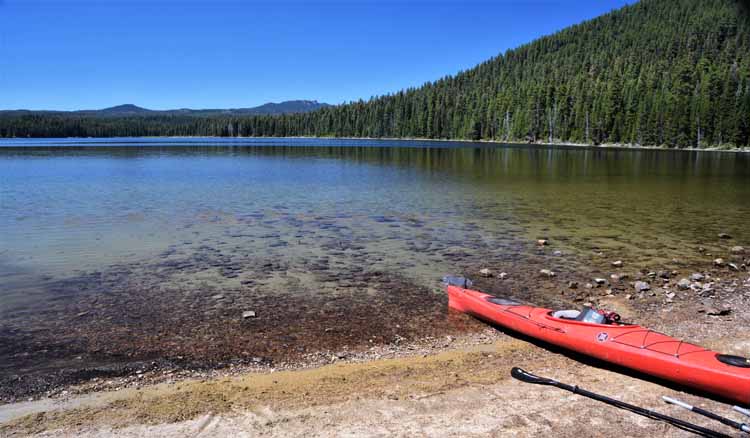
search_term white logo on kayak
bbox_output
[597,332,609,342]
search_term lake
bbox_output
[1,138,749,398]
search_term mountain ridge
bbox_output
[0,100,330,117]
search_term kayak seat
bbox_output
[552,310,581,320]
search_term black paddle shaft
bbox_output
[511,368,731,438]
[693,405,749,432]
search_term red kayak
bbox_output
[445,276,750,404]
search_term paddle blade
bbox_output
[511,367,557,385]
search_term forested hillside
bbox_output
[2,0,749,148]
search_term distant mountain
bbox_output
[94,104,153,115]
[237,100,330,116]
[0,100,330,118]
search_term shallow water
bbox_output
[2,140,748,308]
[1,138,749,394]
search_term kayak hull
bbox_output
[447,284,750,404]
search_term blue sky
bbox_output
[0,0,635,110]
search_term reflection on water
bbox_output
[1,140,749,314]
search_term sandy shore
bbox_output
[2,331,749,437]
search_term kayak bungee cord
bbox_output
[511,367,730,438]
[663,396,750,433]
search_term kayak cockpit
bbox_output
[550,306,622,325]
[551,309,581,320]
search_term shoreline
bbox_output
[0,327,505,425]
[1,135,748,153]
[2,251,748,435]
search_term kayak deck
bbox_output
[446,281,750,404]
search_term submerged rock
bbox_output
[242,310,257,319]
[498,272,509,280]
[634,281,651,292]
[677,279,692,290]
[594,278,607,286]
[731,246,745,254]
[611,260,623,268]
[479,268,493,277]
[704,307,732,316]
[719,233,732,239]
[539,269,556,278]
[714,258,725,267]
[690,273,705,282]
